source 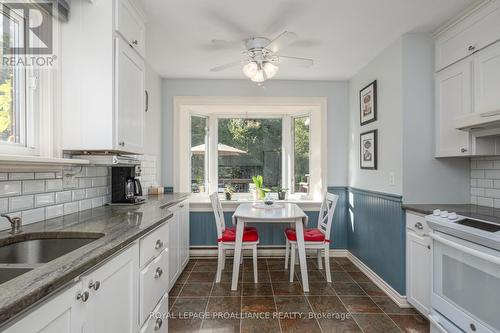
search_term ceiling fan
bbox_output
[209,31,314,83]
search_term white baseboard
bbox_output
[346,252,411,308]
[190,247,348,258]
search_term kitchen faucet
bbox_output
[1,214,23,235]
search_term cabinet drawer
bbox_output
[140,223,168,267]
[140,248,169,324]
[140,293,168,333]
[406,212,431,236]
[115,0,145,57]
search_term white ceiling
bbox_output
[139,0,478,80]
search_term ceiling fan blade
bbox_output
[210,61,241,72]
[278,55,314,68]
[266,31,298,53]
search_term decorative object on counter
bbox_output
[224,185,235,200]
[360,129,377,169]
[252,202,283,210]
[252,175,270,200]
[264,193,274,206]
[148,186,164,195]
[360,80,377,125]
[272,186,288,200]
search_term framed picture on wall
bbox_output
[360,80,377,125]
[360,130,377,169]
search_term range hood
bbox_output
[71,155,141,166]
[455,109,500,131]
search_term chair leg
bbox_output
[284,239,290,270]
[252,245,258,283]
[317,249,323,270]
[289,243,296,282]
[221,249,225,270]
[216,245,223,283]
[240,250,244,265]
[324,244,331,283]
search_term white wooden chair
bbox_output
[284,192,339,283]
[210,193,260,283]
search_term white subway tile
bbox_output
[46,179,63,192]
[0,198,8,212]
[0,181,21,197]
[471,187,485,196]
[97,186,108,196]
[477,197,494,207]
[34,172,55,179]
[471,179,478,187]
[95,167,108,177]
[85,167,97,177]
[477,179,494,188]
[485,188,500,199]
[63,177,78,189]
[72,189,85,201]
[78,178,92,188]
[485,170,500,179]
[35,193,55,207]
[55,191,72,203]
[63,202,79,215]
[9,195,34,211]
[493,160,500,169]
[91,197,103,208]
[471,170,485,179]
[92,177,107,187]
[46,204,64,219]
[79,199,92,211]
[22,180,46,194]
[471,196,478,204]
[9,173,34,180]
[0,173,7,181]
[21,208,45,224]
[85,188,98,199]
[477,160,494,169]
[104,195,111,204]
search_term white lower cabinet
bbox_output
[139,294,168,333]
[168,199,190,289]
[406,212,431,316]
[139,248,169,324]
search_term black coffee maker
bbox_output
[111,166,145,204]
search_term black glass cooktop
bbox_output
[456,219,500,232]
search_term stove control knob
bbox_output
[433,209,441,216]
[448,212,458,220]
[440,211,449,218]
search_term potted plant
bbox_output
[252,175,269,200]
[224,185,235,200]
[272,186,288,200]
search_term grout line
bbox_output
[267,258,283,333]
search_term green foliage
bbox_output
[0,77,13,135]
[252,175,263,189]
[224,184,235,194]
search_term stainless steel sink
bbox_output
[0,267,32,285]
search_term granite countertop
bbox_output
[403,203,500,224]
[0,193,190,326]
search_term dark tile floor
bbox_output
[168,257,429,333]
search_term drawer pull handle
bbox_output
[414,222,423,230]
[76,291,90,302]
[155,239,164,250]
[89,280,101,291]
[132,39,139,45]
[155,267,163,279]
[154,318,163,330]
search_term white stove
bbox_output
[426,210,500,333]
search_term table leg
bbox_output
[295,218,309,292]
[231,218,244,290]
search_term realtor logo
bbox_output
[2,2,53,54]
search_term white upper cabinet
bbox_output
[61,0,146,154]
[473,40,500,115]
[435,58,472,157]
[116,0,146,57]
[435,0,500,71]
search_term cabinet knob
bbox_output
[460,148,468,153]
[427,245,431,250]
[88,280,101,291]
[179,204,184,208]
[118,141,125,147]
[155,239,164,250]
[414,222,424,230]
[76,291,90,302]
[154,318,163,330]
[154,267,163,279]
[132,39,139,45]
[468,45,476,52]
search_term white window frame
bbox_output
[174,96,327,201]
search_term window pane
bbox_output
[191,116,208,193]
[218,118,282,193]
[294,116,310,193]
[0,9,23,145]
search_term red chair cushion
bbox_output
[226,226,257,232]
[284,228,326,242]
[220,229,259,242]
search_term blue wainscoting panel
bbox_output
[346,187,406,295]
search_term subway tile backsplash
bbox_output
[0,166,111,231]
[471,157,500,208]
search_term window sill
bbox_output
[0,154,89,169]
[189,195,322,212]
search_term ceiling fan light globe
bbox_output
[242,61,258,79]
[250,69,266,83]
[263,61,279,79]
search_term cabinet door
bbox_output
[83,244,139,333]
[435,59,472,157]
[168,207,180,288]
[4,283,84,333]
[406,231,431,315]
[180,201,190,268]
[474,41,500,115]
[115,37,145,154]
[116,0,145,57]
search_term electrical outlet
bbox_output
[389,172,395,186]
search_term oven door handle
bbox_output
[428,314,450,333]
[430,233,500,265]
